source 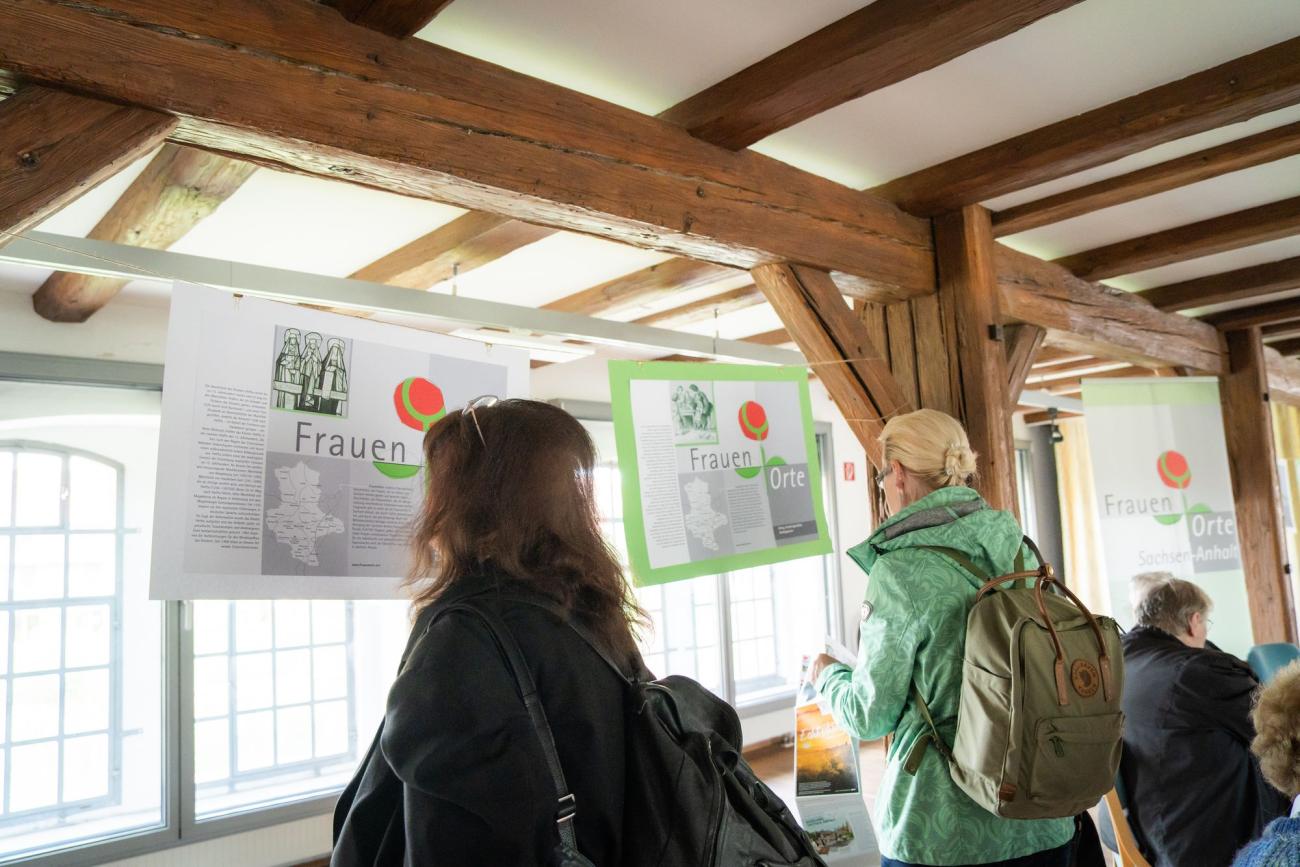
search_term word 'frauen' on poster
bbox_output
[151,284,528,600]
[608,361,831,586]
[1081,377,1251,657]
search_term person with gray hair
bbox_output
[1118,574,1286,866]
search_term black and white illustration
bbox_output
[271,326,353,418]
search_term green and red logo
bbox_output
[1154,449,1210,525]
[373,377,446,479]
[734,400,786,480]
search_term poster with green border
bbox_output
[609,360,831,586]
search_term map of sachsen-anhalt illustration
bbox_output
[266,461,344,566]
[683,477,728,552]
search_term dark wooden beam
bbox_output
[1055,196,1300,282]
[1269,337,1300,357]
[993,120,1300,236]
[934,205,1017,512]
[752,263,909,467]
[1140,255,1300,312]
[32,144,254,321]
[0,0,936,302]
[1025,356,1125,384]
[1265,321,1300,340]
[351,212,555,289]
[631,285,762,329]
[544,259,739,318]
[996,244,1225,373]
[1043,364,1163,395]
[1205,294,1300,330]
[658,0,1083,150]
[1221,328,1297,643]
[0,85,174,250]
[1006,324,1046,404]
[330,0,455,38]
[873,36,1300,215]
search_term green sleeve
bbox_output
[814,555,921,741]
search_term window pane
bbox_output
[65,604,110,668]
[192,600,230,655]
[9,741,59,811]
[0,451,12,527]
[0,390,165,861]
[731,557,831,706]
[69,457,117,530]
[193,655,230,719]
[12,607,61,674]
[234,601,273,652]
[14,535,64,601]
[64,669,110,734]
[14,452,62,527]
[194,600,405,820]
[11,674,60,741]
[63,733,109,801]
[274,600,311,648]
[67,533,115,598]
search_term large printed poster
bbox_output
[1082,378,1251,657]
[609,361,831,586]
[151,284,528,599]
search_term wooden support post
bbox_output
[1221,328,1297,643]
[0,86,174,250]
[753,263,911,468]
[1006,324,1047,404]
[934,205,1018,513]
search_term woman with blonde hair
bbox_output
[810,409,1075,866]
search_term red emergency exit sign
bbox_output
[843,462,856,482]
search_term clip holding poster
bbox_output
[608,360,831,586]
[150,283,529,600]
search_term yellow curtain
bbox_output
[1272,402,1300,608]
[1053,417,1112,616]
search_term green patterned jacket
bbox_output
[815,485,1074,865]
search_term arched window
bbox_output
[0,443,124,821]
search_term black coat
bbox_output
[1118,627,1288,867]
[331,577,635,866]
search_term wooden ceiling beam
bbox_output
[1205,294,1300,330]
[873,36,1300,215]
[350,212,555,289]
[1139,255,1300,312]
[659,0,1083,151]
[1055,195,1300,281]
[32,143,255,322]
[0,0,935,303]
[543,259,739,318]
[631,284,762,329]
[993,120,1300,237]
[0,85,174,251]
[1265,321,1300,341]
[1267,348,1300,406]
[995,244,1225,373]
[330,0,455,38]
[1005,323,1046,405]
[1269,337,1300,357]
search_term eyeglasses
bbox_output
[875,465,892,497]
[465,394,499,447]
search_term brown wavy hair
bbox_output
[405,399,647,668]
[1252,660,1300,797]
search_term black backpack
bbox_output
[456,595,828,867]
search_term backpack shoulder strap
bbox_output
[903,681,955,776]
[918,544,1028,591]
[438,598,581,851]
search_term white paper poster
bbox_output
[151,284,528,599]
[1081,377,1251,657]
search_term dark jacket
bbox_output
[1119,626,1288,867]
[331,576,635,866]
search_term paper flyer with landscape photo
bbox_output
[150,283,528,599]
[608,361,831,586]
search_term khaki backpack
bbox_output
[907,537,1124,820]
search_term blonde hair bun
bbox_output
[879,409,979,489]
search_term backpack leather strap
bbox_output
[903,683,954,775]
[438,599,582,851]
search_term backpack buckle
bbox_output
[556,793,577,824]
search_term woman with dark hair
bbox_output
[331,398,648,866]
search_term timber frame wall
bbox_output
[1,0,1298,641]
